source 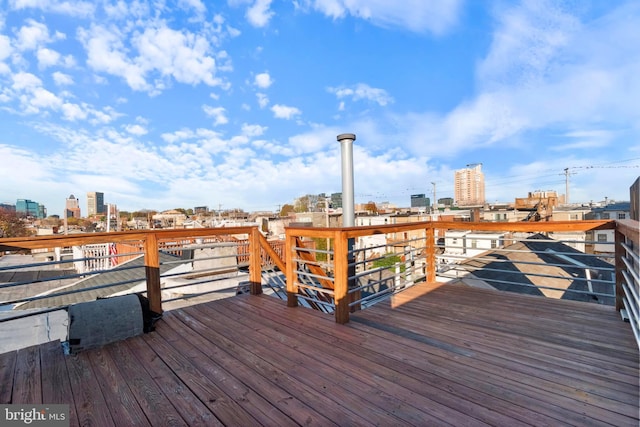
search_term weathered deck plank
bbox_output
[0,283,638,426]
[0,349,16,403]
[12,345,41,404]
[234,290,596,426]
[39,340,78,427]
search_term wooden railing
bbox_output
[0,227,266,316]
[284,220,638,326]
[1,219,637,349]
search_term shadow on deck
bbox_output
[1,282,638,426]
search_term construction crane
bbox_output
[562,163,639,204]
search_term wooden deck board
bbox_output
[105,340,188,426]
[65,351,115,426]
[86,347,152,427]
[233,291,610,427]
[0,349,16,404]
[12,345,41,404]
[156,312,299,427]
[1,282,638,426]
[212,296,517,426]
[39,340,78,427]
[198,299,462,426]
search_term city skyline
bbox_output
[1,1,639,216]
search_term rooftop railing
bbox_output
[0,218,638,351]
[284,219,639,348]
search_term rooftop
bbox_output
[3,282,638,426]
[0,218,637,426]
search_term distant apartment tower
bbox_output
[455,164,485,207]
[87,192,105,216]
[65,194,81,218]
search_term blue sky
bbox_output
[0,0,638,216]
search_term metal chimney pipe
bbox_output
[337,133,356,227]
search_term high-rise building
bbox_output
[16,199,40,217]
[454,164,485,207]
[410,194,429,208]
[87,192,105,216]
[65,194,81,218]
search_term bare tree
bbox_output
[0,208,28,238]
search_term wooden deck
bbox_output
[1,282,638,426]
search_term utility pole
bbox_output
[431,182,437,214]
[564,168,570,204]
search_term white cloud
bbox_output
[12,71,42,90]
[203,105,229,126]
[287,126,340,154]
[0,34,13,75]
[307,0,463,34]
[89,106,122,124]
[246,0,274,27]
[61,102,88,121]
[478,0,579,89]
[78,25,149,91]
[28,87,63,111]
[256,93,269,108]
[134,25,221,86]
[78,22,224,94]
[242,123,267,137]
[125,124,148,136]
[52,71,73,86]
[328,83,393,106]
[15,19,51,51]
[0,35,13,63]
[36,47,60,68]
[271,104,301,119]
[254,72,273,88]
[178,0,207,16]
[9,0,96,18]
[0,145,53,199]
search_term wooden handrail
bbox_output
[257,232,286,272]
[283,219,622,323]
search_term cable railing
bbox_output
[615,219,639,348]
[284,220,630,325]
[1,218,637,352]
[0,228,267,318]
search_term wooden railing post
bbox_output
[285,231,298,308]
[249,227,262,295]
[144,233,162,314]
[426,225,436,283]
[334,230,349,324]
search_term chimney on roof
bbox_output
[337,133,356,227]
